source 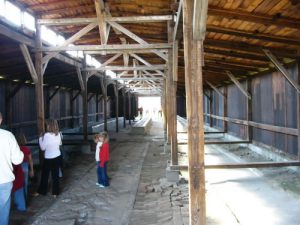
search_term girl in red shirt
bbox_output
[98,132,110,188]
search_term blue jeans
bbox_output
[100,162,109,187]
[21,162,29,198]
[13,188,26,211]
[0,182,13,225]
[96,162,101,184]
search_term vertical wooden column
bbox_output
[123,90,126,128]
[103,77,108,131]
[115,84,119,132]
[128,92,132,125]
[168,21,178,165]
[96,93,99,122]
[297,60,300,159]
[247,79,253,142]
[209,89,213,127]
[70,90,74,128]
[223,86,228,132]
[183,0,206,224]
[82,57,88,141]
[162,81,167,132]
[35,23,45,164]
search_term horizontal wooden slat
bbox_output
[205,114,298,136]
[171,161,300,170]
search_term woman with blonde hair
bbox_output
[34,119,62,197]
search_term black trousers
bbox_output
[38,156,60,195]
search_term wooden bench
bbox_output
[131,117,152,134]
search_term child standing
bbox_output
[16,133,34,198]
[98,132,110,188]
[94,134,102,186]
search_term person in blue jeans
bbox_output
[0,112,24,225]
[94,134,103,186]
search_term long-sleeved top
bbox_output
[95,142,103,162]
[39,132,62,159]
[99,142,109,167]
[0,128,24,184]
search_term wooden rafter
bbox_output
[130,53,165,77]
[173,0,183,41]
[208,6,300,30]
[42,23,97,64]
[206,81,225,97]
[263,49,300,94]
[101,53,122,66]
[207,25,300,46]
[40,43,171,52]
[84,65,166,71]
[38,15,172,26]
[204,39,300,59]
[226,71,251,99]
[107,21,168,61]
[19,44,38,83]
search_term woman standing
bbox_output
[35,119,62,197]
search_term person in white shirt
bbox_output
[93,134,102,186]
[34,119,62,198]
[0,112,24,225]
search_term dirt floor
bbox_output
[9,120,300,225]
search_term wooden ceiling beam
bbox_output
[94,0,108,45]
[38,15,172,26]
[204,39,300,58]
[205,62,260,72]
[206,25,300,46]
[208,6,300,30]
[203,48,270,62]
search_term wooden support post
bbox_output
[297,60,300,159]
[128,92,132,125]
[183,0,206,224]
[96,94,99,122]
[168,21,178,165]
[70,90,75,128]
[209,89,213,127]
[35,23,45,164]
[82,56,88,141]
[247,79,253,142]
[101,76,108,131]
[114,84,119,132]
[162,81,167,132]
[223,86,228,133]
[122,90,126,128]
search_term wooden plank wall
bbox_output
[204,63,299,156]
[227,83,247,139]
[212,88,224,129]
[0,80,114,139]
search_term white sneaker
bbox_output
[96,183,100,186]
[99,184,105,188]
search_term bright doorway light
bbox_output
[138,97,161,120]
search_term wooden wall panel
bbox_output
[227,82,247,139]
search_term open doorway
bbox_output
[138,97,162,120]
